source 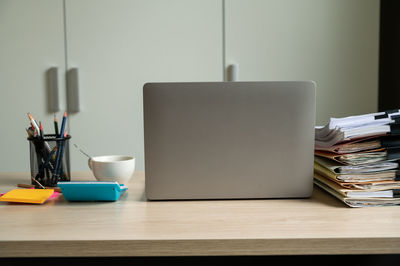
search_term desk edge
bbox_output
[0,238,399,257]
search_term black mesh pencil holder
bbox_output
[28,134,71,187]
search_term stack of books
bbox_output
[314,110,400,207]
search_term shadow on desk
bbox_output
[2,255,400,265]
[312,185,347,208]
[139,185,347,209]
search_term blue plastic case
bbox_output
[58,181,128,201]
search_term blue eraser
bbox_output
[58,181,128,202]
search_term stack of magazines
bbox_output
[314,110,400,207]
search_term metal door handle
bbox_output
[67,68,80,113]
[47,67,60,112]
[227,63,239,82]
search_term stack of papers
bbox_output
[314,110,400,207]
[315,109,400,147]
[314,173,400,207]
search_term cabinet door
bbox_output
[0,0,66,171]
[225,0,380,125]
[65,0,222,171]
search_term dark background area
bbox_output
[379,0,400,111]
[1,255,400,266]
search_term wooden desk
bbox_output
[0,172,399,257]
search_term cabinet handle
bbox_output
[47,67,60,112]
[227,63,239,82]
[67,68,80,113]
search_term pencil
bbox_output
[54,114,59,136]
[31,176,46,189]
[27,113,40,135]
[26,128,32,138]
[38,121,51,151]
[58,131,68,173]
[39,122,43,138]
[59,111,67,138]
[53,131,67,183]
[39,146,57,173]
[52,112,67,183]
[30,126,37,137]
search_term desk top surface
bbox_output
[0,172,399,257]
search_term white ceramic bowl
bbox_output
[88,155,136,184]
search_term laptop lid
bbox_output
[143,81,316,200]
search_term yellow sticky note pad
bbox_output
[0,189,54,204]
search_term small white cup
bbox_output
[88,155,135,184]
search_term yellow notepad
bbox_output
[0,189,54,204]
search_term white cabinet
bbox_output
[65,0,222,171]
[0,0,66,171]
[225,0,380,125]
[0,0,380,172]
[0,0,222,171]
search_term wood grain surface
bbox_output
[0,172,399,257]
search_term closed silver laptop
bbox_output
[143,81,316,200]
